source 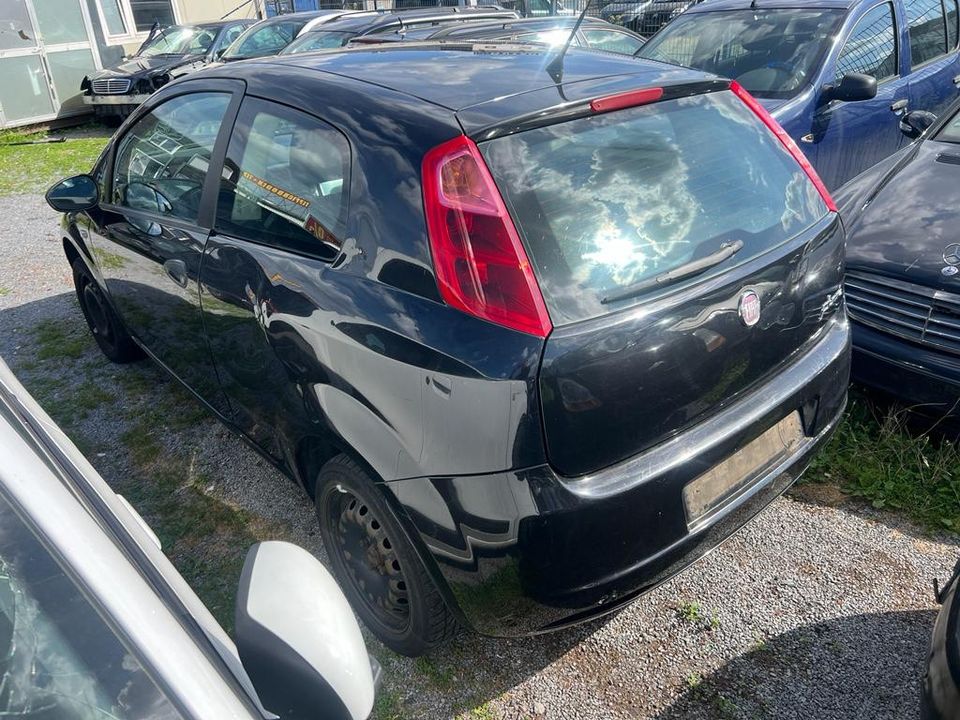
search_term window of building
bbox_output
[95,0,177,42]
[834,3,897,82]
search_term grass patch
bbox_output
[804,392,960,532]
[677,600,703,625]
[414,655,455,689]
[116,400,290,632]
[372,689,405,720]
[0,287,10,297]
[33,319,89,361]
[59,381,114,424]
[0,125,110,196]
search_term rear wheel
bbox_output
[315,455,457,656]
[72,258,143,363]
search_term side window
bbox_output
[947,0,959,50]
[582,28,646,55]
[112,92,230,222]
[235,21,301,57]
[835,3,897,82]
[221,24,246,49]
[0,492,183,719]
[904,0,947,66]
[216,98,350,259]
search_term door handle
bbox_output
[954,74,960,87]
[890,99,909,114]
[163,259,189,288]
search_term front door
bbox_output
[810,1,907,189]
[90,83,242,413]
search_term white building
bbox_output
[0,0,262,128]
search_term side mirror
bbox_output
[214,46,227,59]
[900,109,937,139]
[826,72,878,103]
[235,542,377,720]
[45,175,98,213]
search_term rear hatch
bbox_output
[479,86,842,476]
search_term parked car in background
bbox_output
[0,358,377,720]
[45,42,848,656]
[923,557,960,720]
[599,0,700,37]
[381,16,646,54]
[218,9,367,61]
[836,96,960,416]
[81,20,253,122]
[278,7,520,52]
[638,0,960,190]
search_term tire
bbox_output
[315,455,458,656]
[71,258,144,363]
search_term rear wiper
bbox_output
[600,239,744,304]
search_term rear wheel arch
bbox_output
[298,437,472,638]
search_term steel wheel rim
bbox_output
[82,282,113,344]
[332,489,410,631]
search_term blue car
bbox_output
[639,0,960,190]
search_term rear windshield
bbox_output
[638,9,844,99]
[481,90,829,324]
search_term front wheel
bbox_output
[72,258,143,363]
[315,455,458,656]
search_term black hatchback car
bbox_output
[46,43,849,655]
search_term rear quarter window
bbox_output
[481,90,829,324]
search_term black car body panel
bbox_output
[840,99,960,414]
[58,46,849,637]
[923,560,960,720]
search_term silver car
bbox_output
[0,358,377,720]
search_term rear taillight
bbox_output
[729,81,837,213]
[421,134,552,338]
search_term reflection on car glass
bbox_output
[0,499,181,718]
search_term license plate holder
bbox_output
[682,412,804,528]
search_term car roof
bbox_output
[685,0,855,12]
[301,7,517,33]
[241,42,714,112]
[257,9,345,25]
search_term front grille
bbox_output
[845,270,960,355]
[91,78,132,95]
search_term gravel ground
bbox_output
[1,191,958,719]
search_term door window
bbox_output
[834,3,897,81]
[581,28,646,55]
[220,23,246,51]
[112,92,230,223]
[0,492,183,719]
[904,0,948,66]
[947,0,959,49]
[216,98,350,259]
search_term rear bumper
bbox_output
[851,322,960,415]
[387,316,850,636]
